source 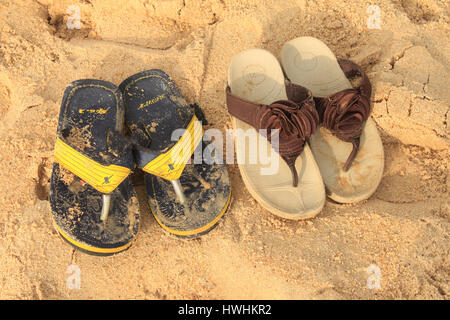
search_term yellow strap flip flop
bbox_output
[49,79,139,255]
[119,70,231,238]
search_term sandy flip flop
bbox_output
[280,37,384,203]
[50,79,139,256]
[227,49,325,220]
[119,70,231,238]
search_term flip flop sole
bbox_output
[280,37,384,203]
[120,70,231,236]
[53,217,135,256]
[228,49,325,219]
[50,80,139,254]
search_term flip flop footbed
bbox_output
[51,164,139,254]
[228,49,325,219]
[146,150,231,238]
[281,37,384,203]
[50,80,139,255]
[120,70,231,237]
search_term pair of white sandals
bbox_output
[227,37,384,220]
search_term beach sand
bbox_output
[0,0,448,299]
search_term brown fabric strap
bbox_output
[313,59,372,171]
[226,86,319,187]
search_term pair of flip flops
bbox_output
[227,37,384,220]
[50,70,231,255]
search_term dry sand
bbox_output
[0,0,448,299]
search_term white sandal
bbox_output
[227,48,325,219]
[281,37,384,203]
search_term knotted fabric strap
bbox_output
[314,59,372,171]
[141,115,203,181]
[54,137,131,194]
[226,85,319,187]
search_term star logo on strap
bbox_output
[103,175,113,184]
[168,163,174,171]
